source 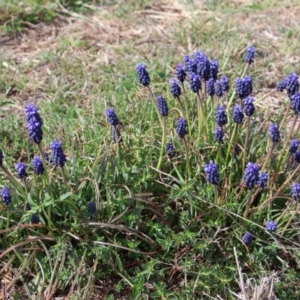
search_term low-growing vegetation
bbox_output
[1,1,300,299]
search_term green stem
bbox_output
[226,123,239,164]
[243,117,251,170]
[61,166,71,192]
[196,91,204,134]
[243,189,253,220]
[261,143,275,171]
[147,86,163,127]
[214,185,219,205]
[157,117,166,170]
[279,102,291,131]
[183,137,191,179]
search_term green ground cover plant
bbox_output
[1,1,300,299]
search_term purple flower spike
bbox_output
[31,214,40,224]
[204,161,219,185]
[291,93,300,114]
[50,140,67,167]
[220,75,230,92]
[289,139,299,153]
[258,171,268,188]
[209,59,218,81]
[233,105,244,124]
[189,73,201,93]
[269,123,280,143]
[1,187,11,206]
[194,51,210,80]
[88,201,97,215]
[277,80,286,92]
[215,80,223,97]
[24,104,43,144]
[184,55,197,73]
[243,96,255,117]
[245,46,255,64]
[166,142,176,159]
[136,63,150,86]
[285,73,299,97]
[156,95,169,117]
[170,79,181,98]
[242,232,253,245]
[294,151,300,163]
[176,64,186,83]
[106,108,119,126]
[176,118,187,139]
[243,162,260,189]
[31,157,44,175]
[15,162,28,179]
[214,127,223,143]
[291,182,300,200]
[266,220,277,232]
[206,78,215,96]
[215,106,227,127]
[235,76,252,99]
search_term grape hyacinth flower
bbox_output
[289,139,299,153]
[184,55,197,73]
[242,231,253,245]
[258,171,268,188]
[245,46,255,65]
[194,51,210,80]
[24,104,43,144]
[215,80,223,97]
[209,59,218,81]
[176,64,186,83]
[204,161,219,185]
[31,157,44,175]
[294,151,300,163]
[1,187,11,206]
[88,201,97,215]
[31,214,39,224]
[243,162,260,189]
[170,79,181,98]
[176,118,187,139]
[106,108,119,126]
[166,142,176,159]
[291,182,300,200]
[285,73,299,97]
[235,77,252,99]
[215,106,227,127]
[269,123,280,143]
[214,127,223,143]
[189,73,201,93]
[220,75,230,92]
[277,80,286,92]
[243,96,255,116]
[291,93,300,114]
[206,78,215,96]
[50,140,67,167]
[136,63,150,86]
[233,105,244,124]
[266,220,277,233]
[0,150,3,166]
[15,162,28,179]
[156,95,168,117]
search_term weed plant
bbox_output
[1,45,300,299]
